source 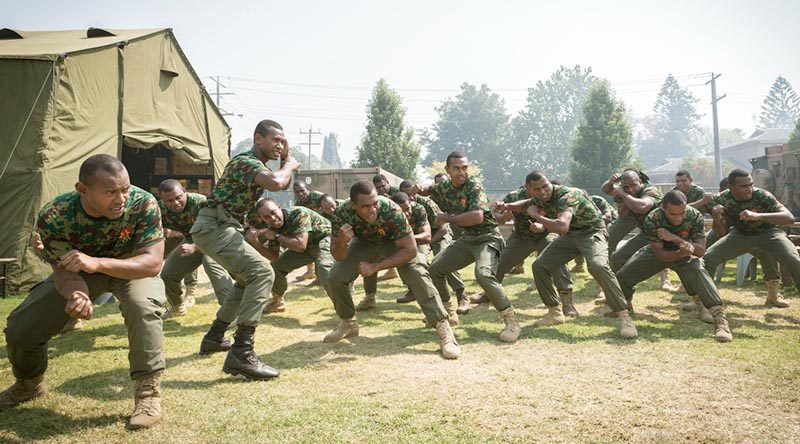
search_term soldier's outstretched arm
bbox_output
[254,155,301,192]
[57,241,165,280]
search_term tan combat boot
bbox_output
[618,310,638,339]
[263,292,286,314]
[163,301,188,319]
[456,291,471,315]
[127,373,162,430]
[296,263,316,281]
[509,263,525,275]
[708,306,733,342]
[693,297,713,324]
[59,317,83,334]
[593,286,607,305]
[765,279,790,308]
[378,267,399,281]
[660,270,677,292]
[444,298,459,326]
[498,306,521,342]
[469,291,490,304]
[355,293,376,311]
[323,317,359,343]
[534,306,565,327]
[184,283,197,307]
[435,319,461,359]
[0,375,47,410]
[559,289,579,317]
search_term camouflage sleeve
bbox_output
[556,190,580,216]
[643,185,663,199]
[467,180,490,212]
[689,211,706,242]
[642,212,660,243]
[158,200,168,226]
[757,189,781,213]
[426,198,441,216]
[245,209,267,229]
[36,203,70,265]
[386,205,413,241]
[412,204,429,228]
[331,207,346,236]
[134,196,164,250]
[232,157,269,187]
[285,210,312,236]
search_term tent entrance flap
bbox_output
[121,144,215,197]
[122,132,210,164]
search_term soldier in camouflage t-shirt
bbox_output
[1,155,167,429]
[502,171,638,339]
[673,170,706,205]
[703,170,800,308]
[245,200,333,314]
[324,180,460,359]
[292,181,326,282]
[157,180,233,314]
[190,120,300,381]
[421,152,519,342]
[616,190,732,342]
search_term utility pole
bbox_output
[299,125,321,170]
[207,76,240,117]
[706,73,726,184]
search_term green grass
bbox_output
[0,261,798,443]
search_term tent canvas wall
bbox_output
[0,27,230,293]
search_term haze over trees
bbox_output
[759,75,800,129]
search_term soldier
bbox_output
[158,179,233,317]
[615,190,732,342]
[421,151,521,343]
[502,171,637,338]
[703,169,800,308]
[490,185,576,316]
[319,194,344,222]
[673,170,706,206]
[292,181,324,282]
[324,180,461,359]
[397,180,469,314]
[193,119,300,380]
[0,154,166,429]
[373,173,401,197]
[245,198,333,314]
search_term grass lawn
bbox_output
[0,261,798,443]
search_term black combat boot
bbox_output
[222,326,280,380]
[199,319,232,354]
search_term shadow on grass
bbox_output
[0,408,122,442]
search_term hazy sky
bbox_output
[4,0,799,164]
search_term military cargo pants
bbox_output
[707,229,781,280]
[272,237,334,297]
[428,228,510,311]
[497,231,573,290]
[160,240,234,306]
[704,226,800,289]
[610,231,648,272]
[191,207,274,326]
[533,227,629,313]
[616,247,723,308]
[4,272,166,380]
[431,232,465,294]
[165,237,198,286]
[607,214,637,253]
[328,239,448,323]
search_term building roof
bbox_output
[645,157,684,174]
[0,28,165,59]
[717,128,793,153]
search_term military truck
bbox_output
[750,141,800,218]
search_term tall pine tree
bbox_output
[352,79,420,180]
[569,81,635,191]
[759,75,800,129]
[322,132,343,168]
[636,74,703,167]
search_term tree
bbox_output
[636,74,704,167]
[509,65,597,181]
[231,138,253,157]
[759,75,800,129]
[322,132,343,168]
[352,79,420,179]
[422,83,511,187]
[423,160,483,184]
[569,81,636,191]
[790,118,800,144]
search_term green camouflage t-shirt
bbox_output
[624,184,662,229]
[247,206,331,246]
[531,185,604,231]
[710,188,782,234]
[37,186,163,265]
[159,192,206,236]
[643,205,705,251]
[332,196,412,245]
[591,195,618,221]
[430,177,497,235]
[414,195,442,228]
[407,201,430,234]
[672,184,705,204]
[297,190,325,212]
[503,187,548,240]
[204,150,269,223]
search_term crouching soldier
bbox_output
[1,154,167,429]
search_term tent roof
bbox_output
[0,28,166,59]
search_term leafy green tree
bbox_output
[790,118,800,144]
[352,79,419,179]
[636,74,703,167]
[759,76,800,129]
[509,65,597,180]
[569,81,636,190]
[322,132,343,168]
[422,83,511,187]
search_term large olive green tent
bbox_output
[0,27,230,293]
